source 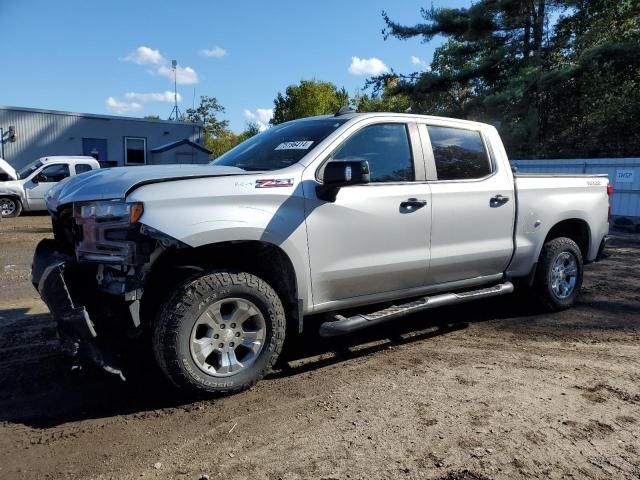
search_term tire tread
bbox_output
[534,237,583,312]
[152,270,285,395]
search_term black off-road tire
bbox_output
[152,271,286,395]
[0,196,22,218]
[534,237,583,311]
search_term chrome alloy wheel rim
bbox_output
[0,198,16,216]
[190,298,267,377]
[550,252,578,299]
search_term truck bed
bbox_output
[507,173,610,278]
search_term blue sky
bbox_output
[1,0,471,132]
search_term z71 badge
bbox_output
[255,178,294,188]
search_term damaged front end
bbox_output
[32,200,183,380]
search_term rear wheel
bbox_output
[0,197,22,218]
[534,237,583,311]
[152,271,286,395]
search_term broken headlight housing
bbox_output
[73,200,144,224]
[73,200,145,264]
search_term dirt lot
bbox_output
[0,214,639,480]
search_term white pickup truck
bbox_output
[32,112,610,394]
[0,156,100,217]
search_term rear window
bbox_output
[427,126,492,180]
[213,119,347,171]
[75,163,93,174]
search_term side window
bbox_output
[75,163,93,174]
[38,164,70,182]
[331,123,414,183]
[427,126,492,181]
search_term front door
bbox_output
[305,122,431,308]
[24,163,71,210]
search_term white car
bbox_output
[0,156,100,217]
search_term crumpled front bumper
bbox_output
[32,239,125,380]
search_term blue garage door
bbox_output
[82,138,108,161]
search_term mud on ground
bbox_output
[0,215,639,480]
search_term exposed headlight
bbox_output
[73,200,144,224]
[72,200,145,265]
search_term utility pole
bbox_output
[168,60,182,120]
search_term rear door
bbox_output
[420,123,515,285]
[304,121,432,307]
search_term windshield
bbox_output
[16,159,43,179]
[212,118,348,171]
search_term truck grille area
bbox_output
[51,206,77,255]
[52,204,153,265]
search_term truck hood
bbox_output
[45,164,249,210]
[0,158,18,180]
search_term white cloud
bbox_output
[125,91,182,103]
[157,64,199,85]
[105,97,143,114]
[200,46,227,58]
[123,46,165,65]
[122,45,199,85]
[348,56,389,76]
[244,108,274,131]
[411,55,430,70]
[107,90,181,115]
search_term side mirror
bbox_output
[31,174,41,184]
[317,160,370,202]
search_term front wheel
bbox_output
[534,237,583,311]
[152,271,286,395]
[0,197,22,218]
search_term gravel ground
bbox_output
[0,215,639,480]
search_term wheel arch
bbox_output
[542,218,591,260]
[142,240,303,333]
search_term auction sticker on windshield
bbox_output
[275,141,314,150]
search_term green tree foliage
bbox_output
[207,123,262,159]
[183,96,261,159]
[353,78,411,113]
[271,80,349,125]
[183,95,230,139]
[542,0,640,157]
[376,1,640,158]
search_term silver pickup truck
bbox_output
[32,112,610,393]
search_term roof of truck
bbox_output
[298,112,495,129]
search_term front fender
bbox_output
[0,182,26,204]
[127,174,313,311]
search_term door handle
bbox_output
[490,195,510,207]
[400,198,427,209]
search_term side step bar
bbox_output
[319,282,514,337]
